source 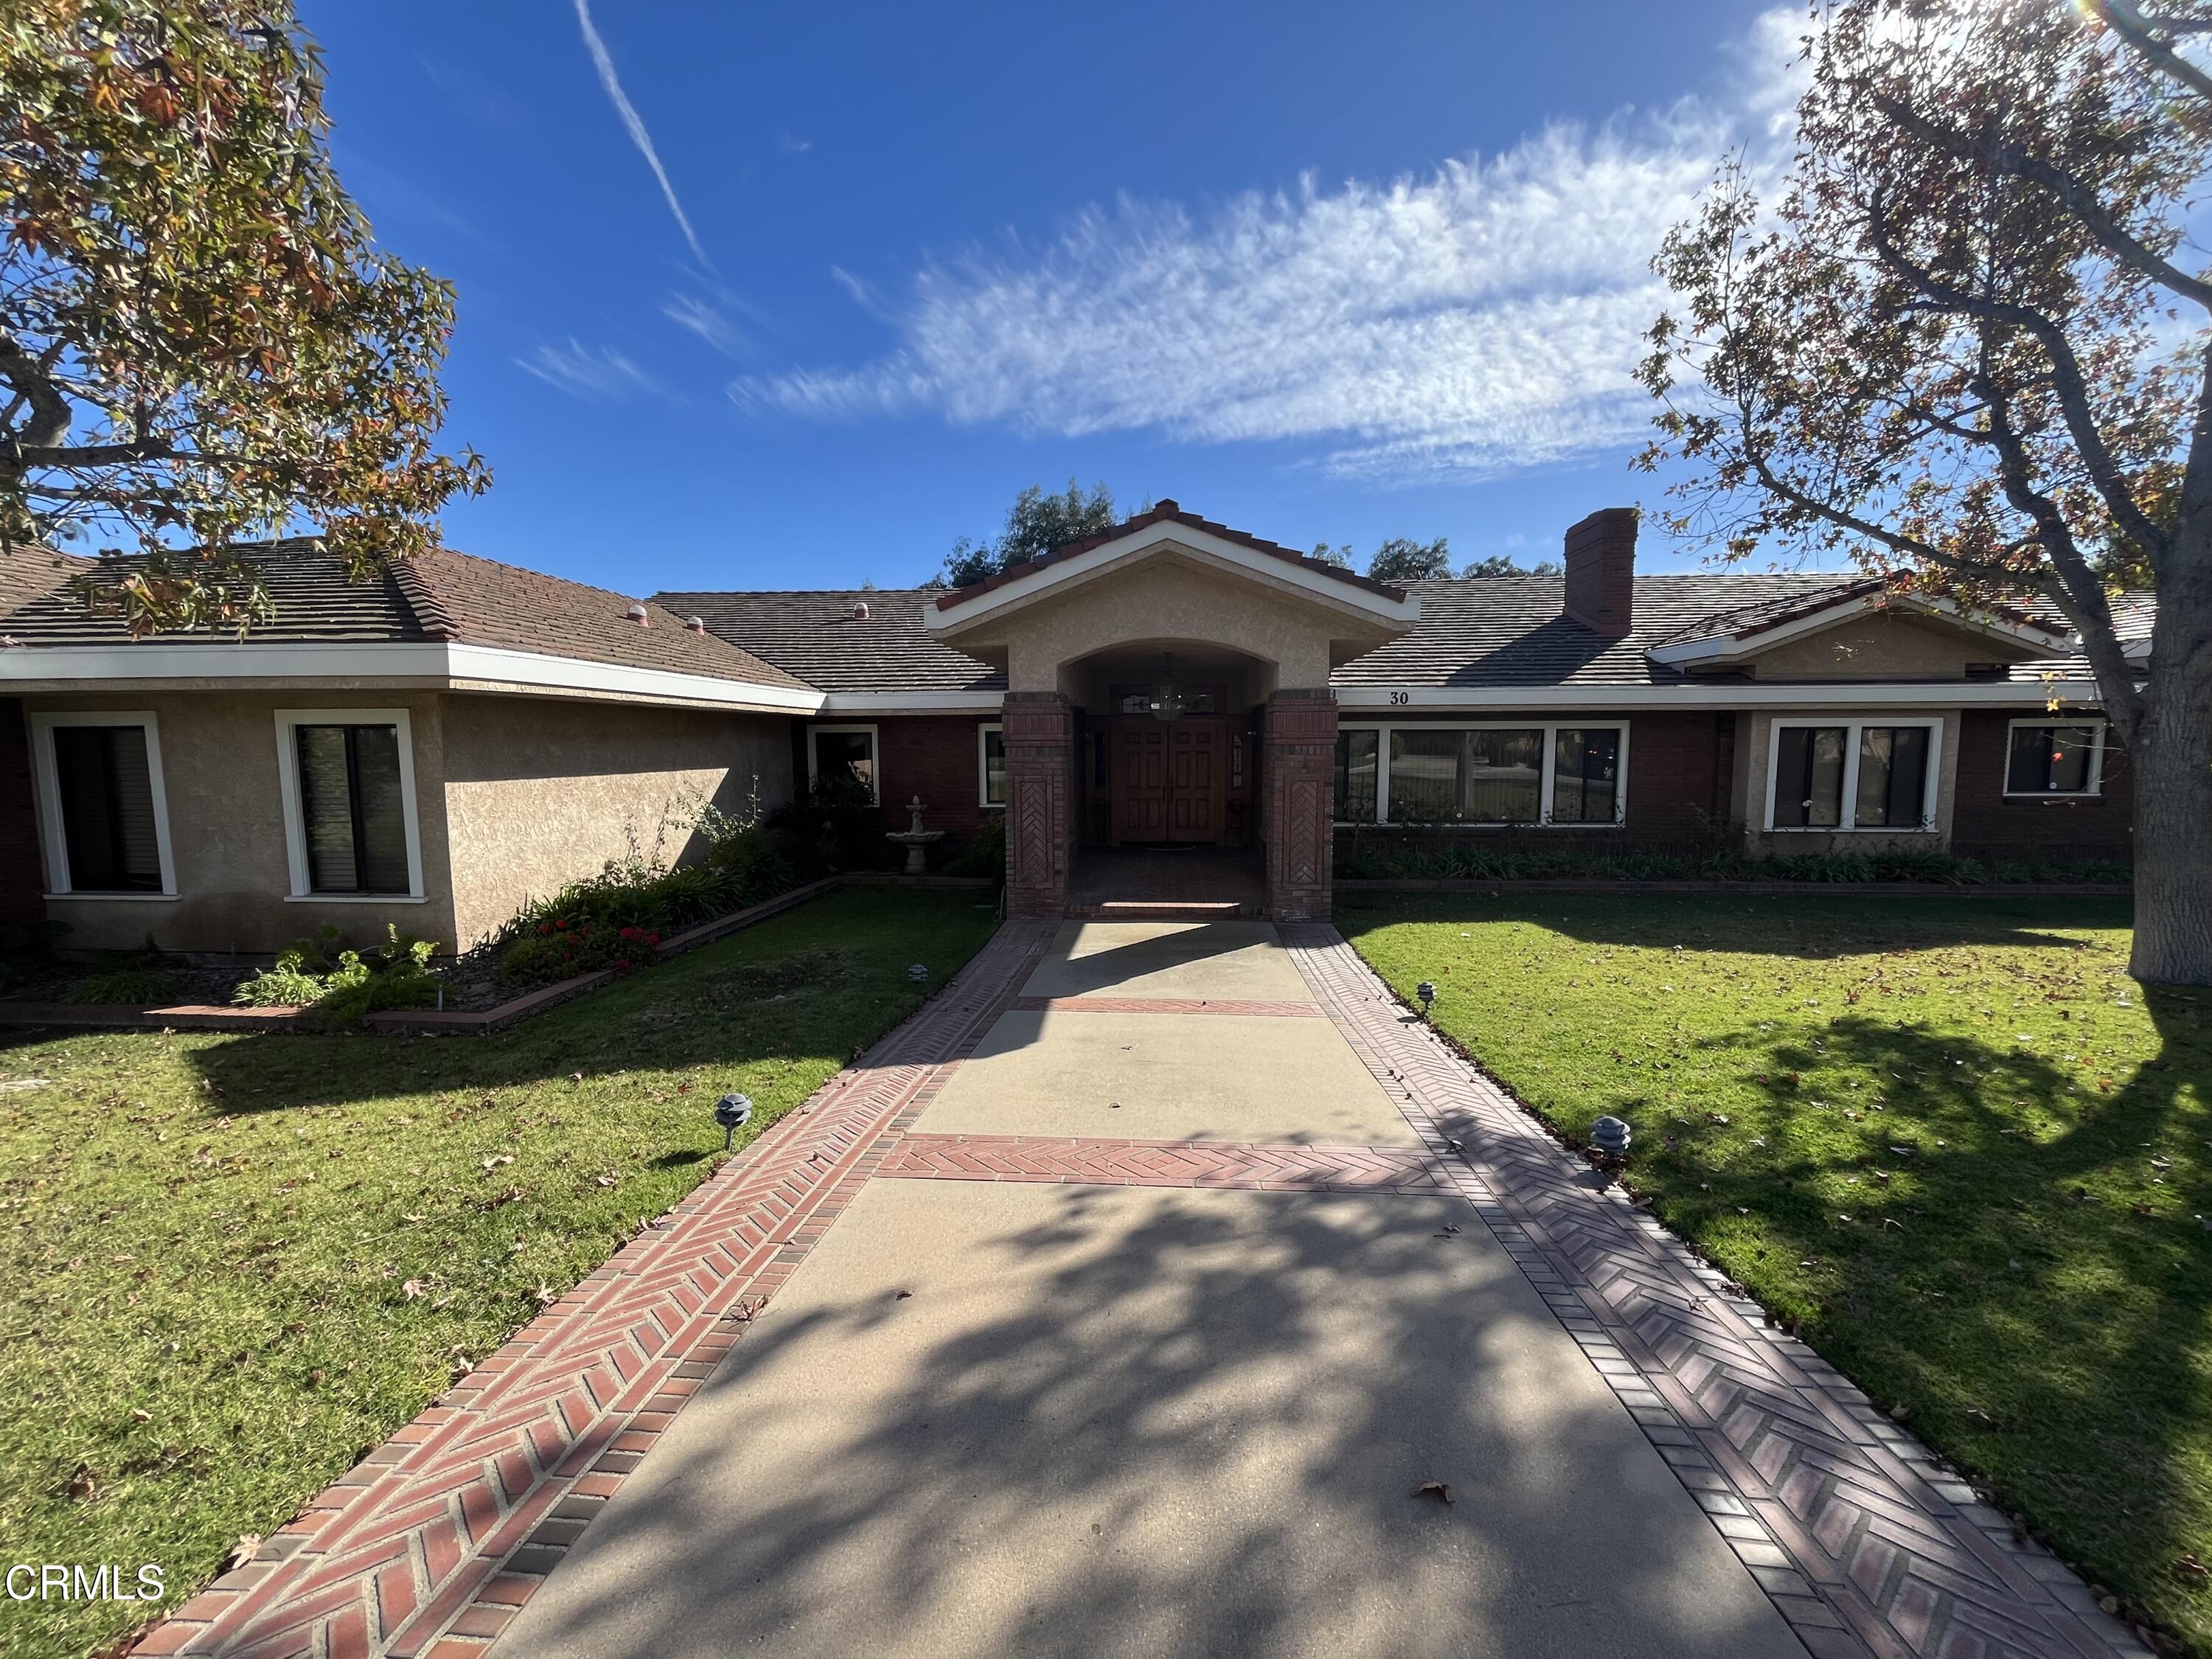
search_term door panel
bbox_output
[1113,718,1227,844]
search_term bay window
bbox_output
[1767,720,1939,832]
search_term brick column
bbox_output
[1003,692,1075,917]
[1262,688,1337,922]
[0,700,42,948]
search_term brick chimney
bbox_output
[1562,507,1637,639]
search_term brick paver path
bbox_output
[131,919,2154,1659]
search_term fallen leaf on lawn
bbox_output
[570,1071,584,1082]
[66,1464,96,1501]
[1966,1407,1997,1426]
[402,1279,426,1301]
[2176,1552,2210,1583]
[1412,1481,1453,1505]
[594,1175,618,1188]
[479,1155,514,1172]
[128,1407,150,1422]
[1706,1112,1731,1125]
[227,1534,261,1570]
[533,1284,558,1307]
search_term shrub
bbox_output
[61,967,178,1005]
[944,814,1006,880]
[233,925,440,1024]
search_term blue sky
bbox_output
[305,0,1801,593]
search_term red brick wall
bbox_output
[793,713,1002,851]
[1334,709,1731,857]
[1950,710,2135,864]
[0,698,44,945]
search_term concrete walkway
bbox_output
[149,919,2151,1659]
[490,922,1801,1659]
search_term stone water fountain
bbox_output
[885,796,945,875]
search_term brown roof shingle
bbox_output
[654,588,1003,694]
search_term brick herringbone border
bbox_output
[879,1133,1448,1192]
[1279,923,2154,1659]
[132,920,1057,1659]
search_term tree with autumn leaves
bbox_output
[1,0,484,633]
[1644,0,2212,983]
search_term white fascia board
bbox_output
[1335,680,2109,711]
[0,639,827,714]
[818,689,1006,713]
[1646,593,2074,668]
[922,523,1421,632]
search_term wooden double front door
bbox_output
[1110,717,1229,844]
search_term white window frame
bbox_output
[978,722,1006,809]
[806,722,881,805]
[2002,717,2106,799]
[274,708,427,902]
[28,710,178,900]
[1335,720,1632,828]
[1763,717,1942,833]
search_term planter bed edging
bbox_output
[1336,877,2132,897]
[0,874,998,1038]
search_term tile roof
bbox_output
[931,498,1410,611]
[654,588,1004,694]
[1329,574,1854,686]
[0,541,812,692]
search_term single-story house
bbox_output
[0,501,2146,954]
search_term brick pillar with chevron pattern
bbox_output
[1003,691,1074,917]
[1262,688,1336,922]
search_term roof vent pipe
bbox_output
[626,602,650,627]
[852,601,870,621]
[684,615,706,633]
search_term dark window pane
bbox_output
[982,727,1006,804]
[813,729,874,796]
[1389,728,1541,823]
[1774,727,1846,828]
[297,726,359,892]
[352,726,410,891]
[1334,729,1378,823]
[1856,726,1929,827]
[297,724,408,894]
[1551,728,1621,824]
[2007,723,2097,793]
[52,726,160,891]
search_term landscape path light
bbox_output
[1415,981,1436,1018]
[714,1092,754,1152]
[1590,1114,1632,1160]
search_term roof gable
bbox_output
[1646,584,2075,669]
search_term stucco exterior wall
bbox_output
[1736,706,1963,857]
[996,559,1340,695]
[440,694,793,947]
[1744,613,2013,681]
[24,689,456,956]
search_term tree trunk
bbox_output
[2128,573,2212,984]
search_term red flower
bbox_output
[538,922,551,936]
[614,958,631,972]
[555,917,568,931]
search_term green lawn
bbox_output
[0,887,1001,1659]
[1342,891,2212,1655]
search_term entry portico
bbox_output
[924,500,1419,921]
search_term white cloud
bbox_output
[517,339,667,401]
[734,9,1806,483]
[661,293,751,357]
[776,132,813,155]
[573,0,712,271]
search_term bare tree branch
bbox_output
[0,334,74,448]
[1870,92,2212,310]
[2096,1,2212,101]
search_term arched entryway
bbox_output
[924,502,1419,921]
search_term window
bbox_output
[1334,722,1629,827]
[2006,720,2105,797]
[275,710,423,900]
[807,723,879,804]
[1551,728,1622,825]
[1335,728,1380,824]
[1767,720,1939,832]
[30,713,174,896]
[979,723,1006,807]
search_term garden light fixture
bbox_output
[714,1092,754,1151]
[1416,981,1436,1017]
[1591,1114,1632,1159]
[908,962,928,984]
